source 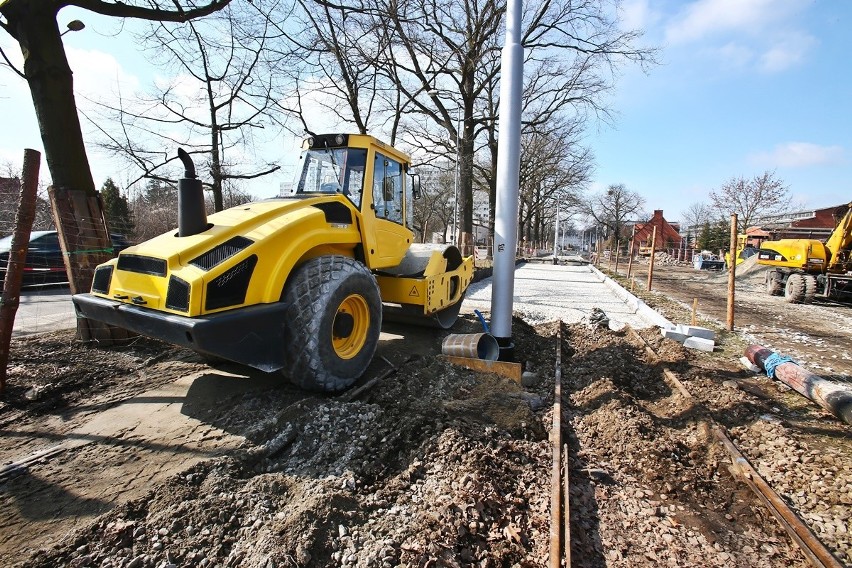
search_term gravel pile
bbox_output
[464,264,657,329]
[652,251,691,266]
[731,415,852,564]
[21,320,558,568]
[7,301,850,568]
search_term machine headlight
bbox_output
[91,265,113,294]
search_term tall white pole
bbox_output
[490,0,524,355]
[552,200,560,264]
[452,107,460,244]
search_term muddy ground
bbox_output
[607,255,852,380]
[1,262,851,567]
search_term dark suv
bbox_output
[0,230,130,287]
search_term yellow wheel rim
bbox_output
[332,294,370,359]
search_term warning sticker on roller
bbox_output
[409,286,419,297]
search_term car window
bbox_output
[32,233,60,249]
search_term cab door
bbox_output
[361,151,413,269]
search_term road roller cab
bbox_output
[72,134,473,392]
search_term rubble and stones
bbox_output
[2,259,851,567]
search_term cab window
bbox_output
[296,147,366,208]
[373,152,403,224]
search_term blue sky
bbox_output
[589,0,851,220]
[0,0,849,223]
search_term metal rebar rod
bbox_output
[550,324,563,568]
[713,425,844,568]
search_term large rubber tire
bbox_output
[803,274,817,304]
[281,256,381,392]
[784,273,806,303]
[766,271,784,296]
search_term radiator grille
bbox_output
[189,236,253,271]
[205,255,257,311]
[166,276,190,312]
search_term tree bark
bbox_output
[6,1,95,193]
[49,186,135,343]
[0,149,40,393]
[4,0,127,343]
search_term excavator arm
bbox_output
[824,203,852,273]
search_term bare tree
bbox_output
[288,0,655,252]
[680,201,716,231]
[580,183,645,250]
[1,0,232,340]
[709,171,791,231]
[412,164,455,244]
[90,0,287,211]
[679,201,716,248]
[280,0,390,135]
[517,128,589,245]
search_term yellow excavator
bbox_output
[757,203,852,303]
[724,234,758,268]
[73,134,473,391]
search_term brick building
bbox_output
[631,210,683,252]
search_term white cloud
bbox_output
[758,33,815,73]
[620,0,658,31]
[749,142,846,168]
[662,0,816,74]
[711,42,755,70]
[66,46,141,101]
[665,0,808,44]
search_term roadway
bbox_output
[11,284,76,336]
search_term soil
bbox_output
[608,255,852,381]
[1,262,850,568]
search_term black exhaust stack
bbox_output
[177,148,208,237]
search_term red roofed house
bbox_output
[631,210,683,254]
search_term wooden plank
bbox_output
[440,355,522,383]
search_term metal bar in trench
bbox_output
[549,323,563,568]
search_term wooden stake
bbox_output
[691,298,698,326]
[646,226,657,292]
[727,214,737,331]
[0,149,40,393]
[626,226,636,280]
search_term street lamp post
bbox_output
[451,107,461,245]
[61,20,85,36]
[552,199,560,264]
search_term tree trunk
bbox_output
[458,115,476,256]
[8,1,94,193]
[5,0,127,344]
[488,136,498,238]
[49,187,134,343]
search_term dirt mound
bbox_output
[733,254,769,281]
[6,317,851,567]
